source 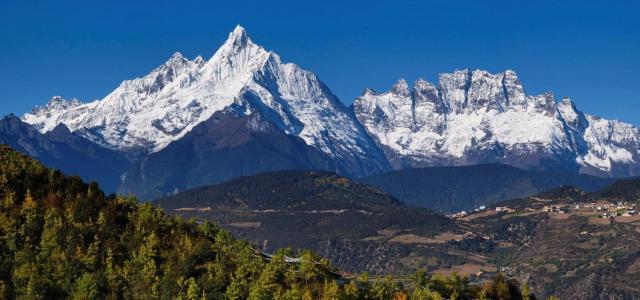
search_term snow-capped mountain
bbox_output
[23,25,389,175]
[21,26,640,181]
[352,69,640,177]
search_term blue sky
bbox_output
[1,0,639,125]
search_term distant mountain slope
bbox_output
[592,177,640,201]
[0,114,129,192]
[155,170,403,211]
[119,108,341,201]
[359,164,613,213]
[154,170,469,274]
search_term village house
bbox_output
[495,206,514,213]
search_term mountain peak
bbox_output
[362,88,376,96]
[168,51,185,61]
[224,25,251,49]
[504,69,518,77]
[391,78,410,96]
[208,25,266,67]
[232,24,247,36]
[45,96,81,110]
[164,52,188,67]
[48,95,66,104]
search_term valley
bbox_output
[158,170,640,299]
[0,142,533,299]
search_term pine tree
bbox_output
[185,277,202,300]
[343,280,359,299]
[321,280,340,300]
[521,283,531,300]
[71,273,100,300]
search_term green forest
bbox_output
[0,144,534,299]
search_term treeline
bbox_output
[0,144,537,299]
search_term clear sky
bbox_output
[1,0,639,125]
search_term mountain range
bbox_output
[352,71,640,177]
[2,25,638,199]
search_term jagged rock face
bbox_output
[22,25,389,177]
[352,69,640,177]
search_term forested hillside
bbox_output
[0,144,530,299]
